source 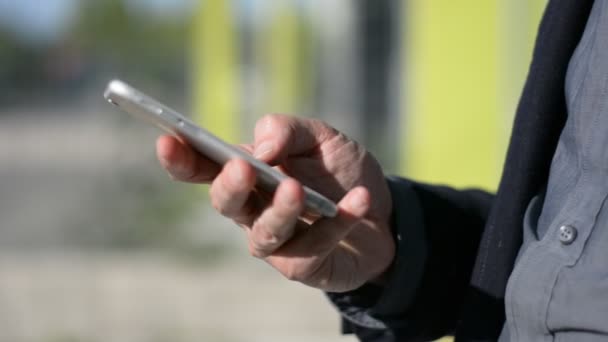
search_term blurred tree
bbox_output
[70,0,190,91]
[0,0,192,104]
[0,31,20,90]
[0,30,48,104]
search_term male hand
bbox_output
[156,114,394,292]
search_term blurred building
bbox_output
[191,0,546,190]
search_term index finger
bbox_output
[253,114,338,165]
[156,135,221,183]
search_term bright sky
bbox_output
[0,0,77,43]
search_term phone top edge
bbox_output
[104,79,133,100]
[102,79,339,218]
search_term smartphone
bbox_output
[103,79,338,218]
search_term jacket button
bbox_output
[558,225,577,245]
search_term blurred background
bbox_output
[0,0,546,341]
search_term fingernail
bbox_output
[254,142,274,159]
[170,162,188,176]
[350,189,368,211]
[261,230,279,244]
[283,187,299,208]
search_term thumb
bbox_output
[308,186,371,252]
[263,186,371,288]
[271,186,371,258]
[253,114,335,165]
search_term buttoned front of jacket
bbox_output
[501,1,608,340]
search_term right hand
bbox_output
[156,114,395,292]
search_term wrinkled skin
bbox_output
[156,114,394,292]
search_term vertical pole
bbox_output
[192,0,239,143]
[258,0,303,114]
[358,0,397,170]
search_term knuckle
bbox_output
[281,264,309,282]
[253,208,290,235]
[254,219,289,245]
[248,246,259,258]
[257,227,280,245]
[310,117,328,129]
[262,113,284,124]
[257,114,280,132]
[210,184,229,209]
[233,211,254,227]
[257,114,292,139]
[209,189,230,216]
[248,243,266,259]
[250,227,281,252]
[210,197,224,215]
[167,172,179,181]
[279,259,315,283]
[311,118,336,135]
[217,205,231,217]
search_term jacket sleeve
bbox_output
[326,176,494,341]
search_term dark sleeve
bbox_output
[326,176,494,342]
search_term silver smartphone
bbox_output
[103,79,338,218]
